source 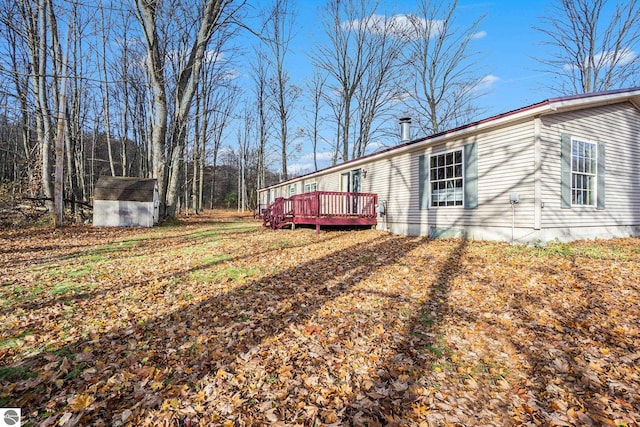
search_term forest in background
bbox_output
[0,0,638,223]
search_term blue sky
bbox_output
[234,0,604,174]
[291,0,556,113]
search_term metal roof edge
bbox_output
[259,87,640,192]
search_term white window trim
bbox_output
[570,137,597,207]
[429,148,465,208]
[288,184,297,197]
[304,182,318,193]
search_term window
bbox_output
[288,184,296,197]
[304,182,317,193]
[419,143,476,210]
[571,138,597,206]
[430,150,463,207]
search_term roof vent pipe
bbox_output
[399,117,411,142]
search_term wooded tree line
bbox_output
[0,0,638,221]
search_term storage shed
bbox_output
[93,177,159,227]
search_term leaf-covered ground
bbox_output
[1,211,639,426]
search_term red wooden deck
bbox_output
[262,191,378,233]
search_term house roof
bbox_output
[94,177,157,202]
[262,87,640,191]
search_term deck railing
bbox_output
[263,191,378,232]
[290,191,377,218]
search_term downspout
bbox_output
[534,117,542,232]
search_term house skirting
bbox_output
[378,221,640,244]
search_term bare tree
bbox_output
[261,0,299,181]
[0,1,35,191]
[306,71,327,171]
[534,0,640,94]
[252,52,270,189]
[112,6,140,177]
[19,0,55,211]
[135,0,245,218]
[208,87,238,209]
[351,14,405,158]
[65,2,89,203]
[98,0,116,177]
[403,0,486,135]
[314,0,379,162]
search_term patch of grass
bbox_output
[66,265,93,278]
[0,396,15,407]
[185,229,219,241]
[53,347,76,358]
[418,311,434,326]
[268,238,294,250]
[218,266,261,282]
[87,236,148,257]
[201,254,233,266]
[574,245,628,260]
[425,336,452,359]
[4,285,45,305]
[0,366,37,382]
[64,362,88,380]
[188,255,234,283]
[189,269,217,284]
[516,239,631,261]
[87,253,107,262]
[50,282,88,295]
[0,330,34,349]
[265,375,278,384]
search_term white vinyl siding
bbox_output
[262,118,536,233]
[374,119,535,230]
[540,102,640,228]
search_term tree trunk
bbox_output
[135,0,168,216]
[99,1,116,177]
[35,0,54,211]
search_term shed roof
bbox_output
[94,177,157,202]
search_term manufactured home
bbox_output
[258,88,640,243]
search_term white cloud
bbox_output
[222,68,241,80]
[563,48,638,71]
[287,163,315,176]
[470,30,487,40]
[299,151,335,163]
[341,14,444,40]
[365,140,387,154]
[596,47,637,66]
[473,74,500,92]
